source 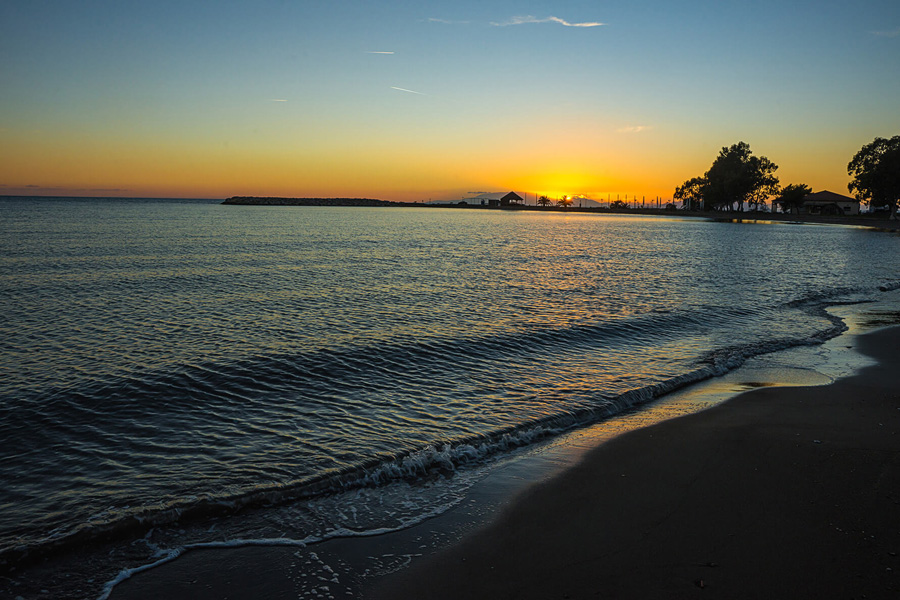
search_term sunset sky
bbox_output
[2,1,898,202]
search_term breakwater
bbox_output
[222,196,404,206]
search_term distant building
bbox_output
[775,190,860,216]
[801,190,860,215]
[451,191,525,208]
[499,191,524,207]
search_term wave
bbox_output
[13,275,888,421]
[703,298,849,367]
[0,307,723,464]
[12,307,708,406]
[0,289,868,574]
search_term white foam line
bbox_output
[97,498,463,600]
[97,549,184,600]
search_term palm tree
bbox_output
[557,195,573,207]
[536,195,552,207]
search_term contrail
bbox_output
[390,86,426,95]
[367,51,395,54]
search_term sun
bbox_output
[509,170,605,203]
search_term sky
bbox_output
[1,0,898,202]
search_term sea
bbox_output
[2,196,899,599]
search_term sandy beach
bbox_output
[373,325,900,599]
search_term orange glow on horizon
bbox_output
[0,119,857,203]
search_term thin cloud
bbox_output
[617,125,651,133]
[270,99,288,102]
[427,18,470,25]
[491,15,604,28]
[2,184,130,192]
[367,51,395,54]
[391,86,426,95]
[872,27,900,37]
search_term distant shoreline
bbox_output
[221,196,416,207]
[222,196,900,230]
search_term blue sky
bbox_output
[1,0,898,200]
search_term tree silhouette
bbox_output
[536,195,552,207]
[775,183,812,215]
[557,196,573,207]
[675,142,779,212]
[673,177,706,211]
[848,135,900,220]
[704,142,779,211]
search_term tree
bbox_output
[702,142,779,211]
[775,183,812,215]
[536,195,552,207]
[673,176,706,211]
[609,199,629,210]
[848,135,900,220]
[557,195,573,207]
[746,175,777,211]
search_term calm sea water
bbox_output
[2,197,899,598]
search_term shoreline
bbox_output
[104,316,900,600]
[373,325,900,599]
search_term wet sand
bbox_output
[372,325,900,599]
